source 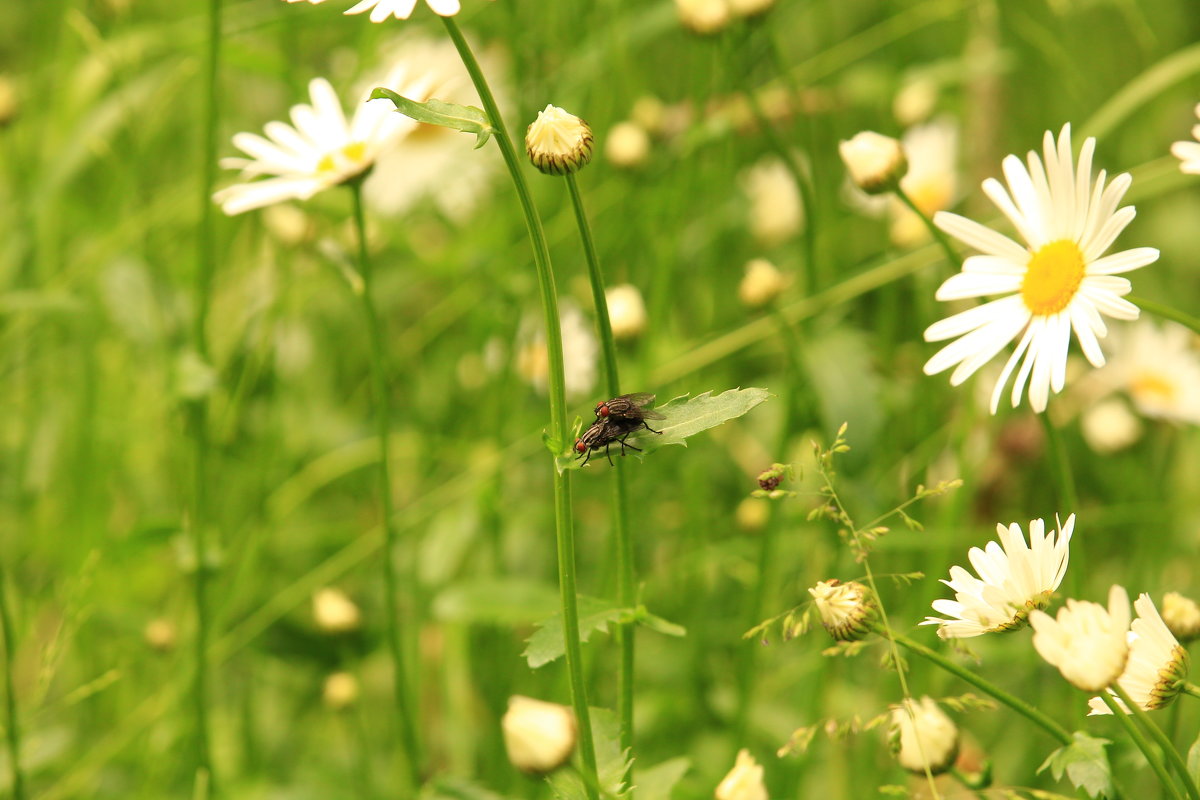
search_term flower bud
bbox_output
[605,121,651,169]
[0,74,18,127]
[809,580,877,642]
[144,618,178,652]
[742,158,803,247]
[313,587,362,634]
[735,497,770,532]
[714,749,767,800]
[839,131,907,194]
[675,0,731,35]
[323,671,359,710]
[1030,585,1131,692]
[606,284,647,340]
[502,696,577,774]
[889,697,959,775]
[526,105,593,175]
[739,259,787,309]
[1162,592,1200,643]
[1081,398,1142,453]
[631,95,666,136]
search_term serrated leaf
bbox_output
[1039,733,1113,798]
[369,88,493,148]
[635,757,690,800]
[548,708,630,800]
[558,388,770,472]
[524,597,624,669]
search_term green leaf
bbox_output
[558,387,770,472]
[1188,730,1200,789]
[547,708,630,800]
[369,88,493,148]
[1039,733,1114,798]
[635,757,690,800]
[524,599,687,668]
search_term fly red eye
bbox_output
[575,440,586,453]
[598,405,610,417]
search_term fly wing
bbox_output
[621,392,665,419]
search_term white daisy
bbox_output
[923,124,1159,413]
[1170,103,1200,174]
[214,77,414,215]
[1090,320,1200,424]
[1088,593,1189,714]
[1030,584,1131,692]
[282,0,480,22]
[922,515,1073,639]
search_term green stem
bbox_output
[1111,684,1200,800]
[1182,682,1200,700]
[893,186,961,271]
[190,0,222,792]
[1101,691,1185,800]
[1130,296,1200,338]
[1037,411,1079,517]
[564,174,636,789]
[0,567,25,800]
[441,18,599,799]
[891,633,1072,745]
[349,183,421,788]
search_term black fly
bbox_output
[593,392,665,435]
[573,417,644,466]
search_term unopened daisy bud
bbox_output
[809,579,877,642]
[502,696,577,774]
[738,258,788,309]
[893,77,939,126]
[675,0,731,35]
[605,121,651,169]
[605,284,647,340]
[1081,399,1142,454]
[1088,593,1190,715]
[1030,584,1131,692]
[1162,592,1200,643]
[323,671,359,710]
[839,131,907,194]
[313,587,361,634]
[714,749,767,800]
[144,618,177,652]
[728,0,775,17]
[525,105,593,176]
[0,75,18,127]
[889,696,959,775]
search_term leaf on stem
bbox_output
[1039,732,1114,799]
[369,88,494,149]
[524,596,686,668]
[547,708,631,800]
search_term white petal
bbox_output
[924,295,1026,341]
[934,212,1029,262]
[1086,247,1159,275]
[934,271,1022,301]
[990,324,1036,414]
[982,177,1041,247]
[426,0,462,13]
[1084,206,1136,262]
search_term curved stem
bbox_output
[441,18,599,799]
[892,186,962,272]
[190,0,222,792]
[891,632,1072,745]
[1130,296,1200,338]
[1101,691,1185,800]
[1182,682,1200,700]
[349,183,421,788]
[564,174,636,789]
[1111,684,1200,800]
[0,567,25,800]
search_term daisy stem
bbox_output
[1100,691,1186,800]
[440,17,599,800]
[1129,296,1200,338]
[564,173,636,791]
[1111,683,1200,800]
[889,632,1072,745]
[0,567,25,800]
[349,182,421,789]
[1037,412,1079,524]
[1182,682,1200,700]
[189,0,222,792]
[892,186,961,271]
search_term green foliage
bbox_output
[524,596,685,669]
[369,88,494,148]
[1040,733,1115,799]
[547,708,631,800]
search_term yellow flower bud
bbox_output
[526,105,593,175]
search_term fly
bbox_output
[573,417,644,467]
[593,392,665,435]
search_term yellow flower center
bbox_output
[316,141,367,174]
[1130,372,1177,405]
[1022,240,1085,316]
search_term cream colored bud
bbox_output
[739,259,788,309]
[526,105,593,175]
[0,75,17,126]
[889,697,959,774]
[1031,585,1131,692]
[839,131,907,194]
[262,203,314,246]
[605,121,651,169]
[714,749,767,800]
[1081,398,1142,453]
[144,618,177,652]
[728,0,775,17]
[742,158,803,247]
[809,580,877,642]
[606,284,647,340]
[675,0,731,34]
[313,587,361,634]
[502,696,577,774]
[893,77,939,126]
[323,671,359,710]
[631,96,666,136]
[1162,592,1200,643]
[735,497,770,532]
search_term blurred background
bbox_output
[4,0,1200,797]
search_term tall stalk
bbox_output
[348,182,421,789]
[440,18,600,799]
[565,174,636,789]
[0,567,26,800]
[189,0,223,791]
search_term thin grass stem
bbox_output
[1110,684,1200,800]
[1130,296,1200,338]
[0,567,25,800]
[1101,691,1185,800]
[893,186,962,271]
